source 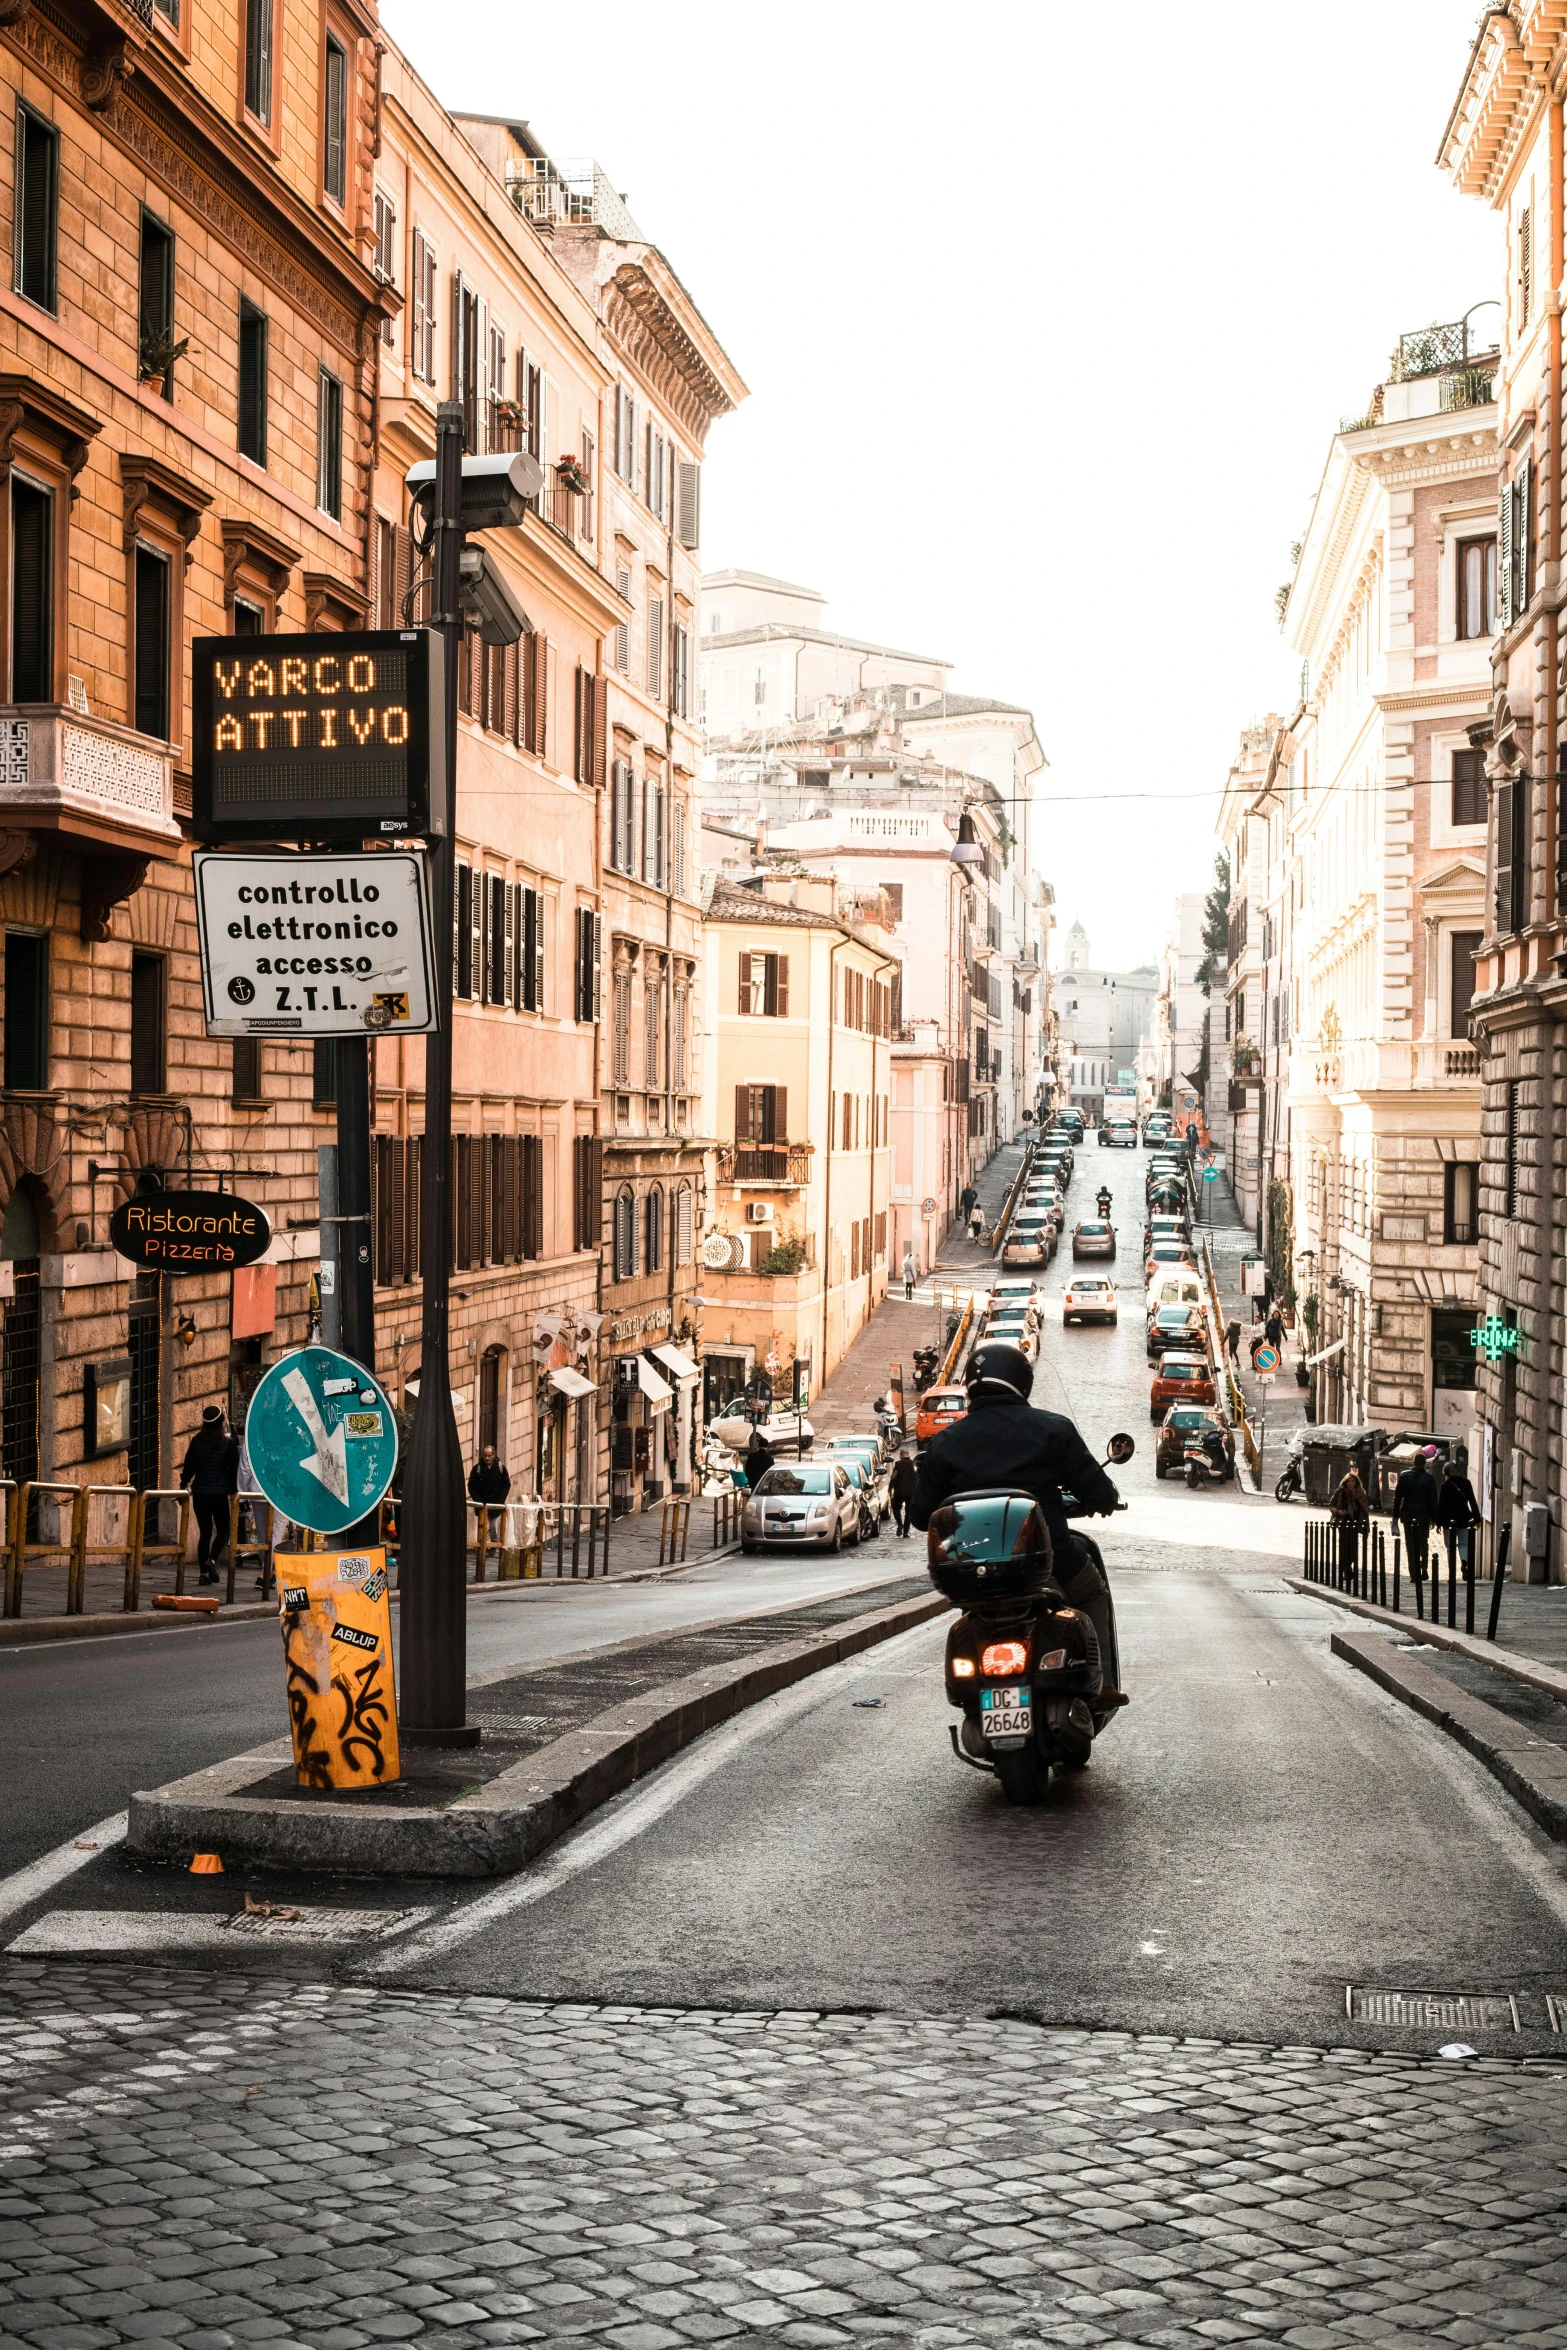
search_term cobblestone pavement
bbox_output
[3,1963,1566,2350]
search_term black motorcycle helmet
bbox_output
[965,1341,1034,1401]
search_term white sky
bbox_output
[383,0,1500,971]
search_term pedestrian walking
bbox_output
[1390,1447,1442,1593]
[745,1424,776,1489]
[1224,1318,1242,1368]
[901,1247,917,1301]
[1329,1465,1370,1582]
[890,1448,919,1536]
[1248,1322,1268,1371]
[968,1204,987,1243]
[1437,1453,1481,1577]
[180,1405,241,1587]
[959,1184,977,1220]
[468,1443,511,1543]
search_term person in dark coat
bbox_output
[468,1444,510,1539]
[1264,1308,1285,1355]
[889,1448,920,1537]
[959,1185,977,1219]
[1224,1319,1242,1368]
[910,1342,1126,1701]
[1390,1451,1442,1587]
[745,1426,776,1489]
[1329,1466,1370,1582]
[181,1405,241,1585]
[1437,1455,1482,1574]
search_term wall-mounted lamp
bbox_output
[176,1313,198,1350]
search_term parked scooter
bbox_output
[932,1435,1134,1806]
[1274,1455,1303,1503]
[1183,1424,1235,1488]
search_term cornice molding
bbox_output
[605,264,738,448]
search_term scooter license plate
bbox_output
[980,1685,1033,1739]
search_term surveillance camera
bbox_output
[458,545,532,647]
[403,450,545,534]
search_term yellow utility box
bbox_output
[278,1547,400,1789]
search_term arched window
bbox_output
[613,1186,637,1282]
[645,1186,663,1273]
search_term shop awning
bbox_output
[632,1354,673,1409]
[651,1344,699,1382]
[549,1366,597,1399]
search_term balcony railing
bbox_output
[0,705,181,852]
[505,158,643,242]
[719,1142,814,1185]
[1392,311,1500,381]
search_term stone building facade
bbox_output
[1442,3,1567,1578]
[0,0,383,1507]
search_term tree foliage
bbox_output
[1196,852,1230,995]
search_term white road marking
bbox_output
[0,1811,128,1929]
[362,1620,942,1978]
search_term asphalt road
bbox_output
[0,1543,913,1881]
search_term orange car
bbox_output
[1148,1350,1216,1420]
[916,1384,969,1444]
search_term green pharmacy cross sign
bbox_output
[1469,1315,1522,1366]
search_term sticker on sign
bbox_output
[194,849,437,1037]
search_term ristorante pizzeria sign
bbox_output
[110,1189,272,1270]
[191,630,445,843]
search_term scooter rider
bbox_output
[1095,1185,1112,1217]
[909,1340,1129,1705]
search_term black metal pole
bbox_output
[335,1040,375,1369]
[398,399,476,1746]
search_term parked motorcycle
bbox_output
[1184,1425,1234,1488]
[932,1435,1134,1806]
[1274,1455,1302,1503]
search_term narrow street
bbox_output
[3,1143,1565,2349]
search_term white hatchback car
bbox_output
[741,1462,860,1553]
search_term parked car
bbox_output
[741,1462,859,1552]
[1063,1277,1118,1327]
[1099,1120,1137,1148]
[982,1313,1038,1362]
[1072,1219,1116,1262]
[1003,1216,1053,1269]
[1155,1405,1232,1478]
[1145,1214,1191,1246]
[1145,1240,1200,1283]
[1149,1351,1218,1419]
[991,1277,1043,1313]
[1147,1302,1207,1359]
[709,1408,815,1453]
[1146,1272,1205,1318]
[831,1452,883,1537]
[916,1384,969,1444]
[1143,1115,1173,1146]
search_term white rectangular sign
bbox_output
[194,849,437,1038]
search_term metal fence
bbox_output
[1303,1514,1510,1639]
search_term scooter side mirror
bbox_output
[1105,1432,1135,1465]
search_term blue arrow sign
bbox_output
[244,1345,398,1535]
[1202,1166,1220,1181]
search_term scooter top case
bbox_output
[925,1487,1054,1607]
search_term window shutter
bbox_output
[739,950,753,1014]
[774,1085,787,1141]
[521,1134,542,1259]
[734,1084,752,1142]
[1515,458,1532,613]
[502,878,516,1005]
[471,866,483,995]
[1495,780,1514,932]
[592,673,609,788]
[677,461,699,549]
[1499,476,1515,629]
[455,864,472,997]
[411,232,426,378]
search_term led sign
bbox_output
[191,630,445,843]
[1469,1314,1522,1365]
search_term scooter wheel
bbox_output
[994,1749,1049,1805]
[1186,1468,1201,1489]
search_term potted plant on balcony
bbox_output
[1231,1034,1259,1076]
[555,453,591,497]
[137,323,190,397]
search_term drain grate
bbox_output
[1347,1986,1520,2032]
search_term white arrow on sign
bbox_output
[283,1366,350,1504]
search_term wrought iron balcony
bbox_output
[0,705,181,856]
[505,158,643,241]
[718,1142,814,1186]
[1392,309,1500,381]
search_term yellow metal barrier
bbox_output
[659,1498,691,1566]
[991,1140,1036,1257]
[939,1293,974,1386]
[127,1488,192,1611]
[77,1484,137,1612]
[9,1482,91,1616]
[225,1490,277,1604]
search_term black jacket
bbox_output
[889,1455,920,1500]
[181,1429,240,1497]
[1436,1473,1481,1531]
[909,1389,1118,1565]
[1390,1463,1440,1528]
[468,1460,511,1505]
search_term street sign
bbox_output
[1202,1167,1220,1181]
[1254,1344,1280,1373]
[191,630,446,842]
[244,1345,399,1536]
[921,1196,938,1216]
[1258,1371,1277,1386]
[194,848,437,1038]
[109,1188,271,1271]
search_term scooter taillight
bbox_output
[980,1639,1029,1676]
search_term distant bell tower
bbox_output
[1065,920,1090,972]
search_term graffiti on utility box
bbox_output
[278,1547,399,1789]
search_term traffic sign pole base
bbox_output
[400,1722,482,1749]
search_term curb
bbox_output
[1330,1626,1567,1842]
[1283,1576,1567,1707]
[0,1544,747,1645]
[126,1586,948,1878]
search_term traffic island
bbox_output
[126,1577,944,1879]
